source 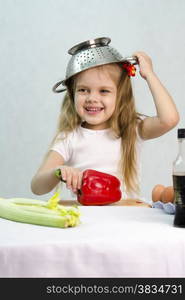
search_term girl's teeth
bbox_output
[86,108,103,111]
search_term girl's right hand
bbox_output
[56,166,83,193]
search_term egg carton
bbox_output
[152,201,175,214]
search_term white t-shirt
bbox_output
[51,125,144,198]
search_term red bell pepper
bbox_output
[77,169,122,206]
[122,62,136,77]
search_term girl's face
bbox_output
[74,64,121,130]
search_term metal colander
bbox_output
[53,37,138,93]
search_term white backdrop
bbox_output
[0,0,184,202]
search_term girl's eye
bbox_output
[100,89,110,93]
[78,88,88,93]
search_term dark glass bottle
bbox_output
[173,128,185,227]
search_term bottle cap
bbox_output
[178,128,185,138]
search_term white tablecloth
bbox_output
[0,206,185,278]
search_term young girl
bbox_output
[31,38,179,200]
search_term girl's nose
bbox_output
[85,91,99,102]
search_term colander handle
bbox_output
[124,56,138,65]
[52,80,67,93]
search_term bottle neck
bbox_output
[178,138,185,158]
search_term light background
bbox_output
[0,0,184,202]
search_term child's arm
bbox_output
[31,151,83,195]
[31,151,64,195]
[134,52,180,140]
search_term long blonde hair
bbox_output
[52,64,144,195]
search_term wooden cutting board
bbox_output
[59,199,151,207]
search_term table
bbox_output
[0,199,185,278]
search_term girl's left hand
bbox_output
[133,51,154,80]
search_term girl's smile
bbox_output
[74,65,121,130]
[84,106,104,114]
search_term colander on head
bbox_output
[52,37,138,93]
